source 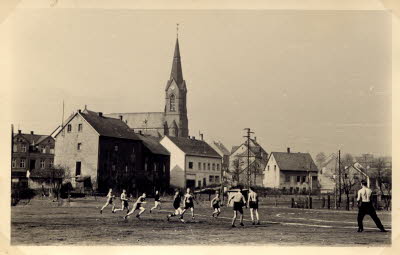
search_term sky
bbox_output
[0,8,392,158]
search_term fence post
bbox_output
[309,197,312,209]
[291,198,295,208]
[327,195,330,209]
[322,197,325,208]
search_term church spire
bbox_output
[170,25,183,84]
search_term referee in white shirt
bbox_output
[357,180,387,232]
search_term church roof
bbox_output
[105,112,165,130]
[170,38,183,84]
[137,135,170,156]
[80,110,140,140]
[166,136,221,158]
[270,152,318,172]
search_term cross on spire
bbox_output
[176,23,179,38]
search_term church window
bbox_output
[170,94,176,112]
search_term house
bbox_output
[54,108,170,194]
[11,130,55,189]
[318,153,338,194]
[208,139,230,182]
[229,137,268,187]
[160,136,222,189]
[263,148,319,194]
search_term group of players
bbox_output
[100,187,261,227]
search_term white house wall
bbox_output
[263,154,280,188]
[186,155,222,188]
[160,137,186,188]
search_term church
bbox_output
[105,37,189,138]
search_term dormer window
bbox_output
[170,94,176,112]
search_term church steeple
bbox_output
[170,38,183,84]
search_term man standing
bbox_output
[228,189,246,227]
[167,190,185,223]
[248,187,260,225]
[150,190,161,213]
[357,180,387,232]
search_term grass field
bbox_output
[11,197,391,246]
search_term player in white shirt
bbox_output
[124,193,147,220]
[180,188,198,221]
[113,189,129,213]
[228,189,246,227]
[100,188,115,214]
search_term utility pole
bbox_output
[338,150,342,208]
[243,128,254,189]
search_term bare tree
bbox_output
[315,152,327,169]
[374,158,392,210]
[340,153,355,210]
[228,157,245,186]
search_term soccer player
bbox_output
[228,189,246,227]
[248,187,260,225]
[150,190,161,213]
[113,189,129,213]
[124,192,147,219]
[357,180,387,232]
[210,192,221,218]
[180,188,198,220]
[167,191,185,223]
[100,188,115,214]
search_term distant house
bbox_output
[263,148,319,194]
[318,153,338,194]
[160,136,222,189]
[229,138,268,187]
[12,130,55,189]
[208,140,230,182]
[54,108,170,194]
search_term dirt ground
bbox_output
[11,197,391,246]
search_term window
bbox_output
[170,94,176,112]
[289,187,293,194]
[49,160,53,168]
[296,176,301,183]
[112,165,116,171]
[163,164,166,174]
[208,163,211,170]
[267,165,270,170]
[302,176,306,183]
[217,164,220,171]
[40,159,45,169]
[188,162,193,169]
[274,165,276,170]
[77,143,82,151]
[12,159,16,168]
[197,180,201,187]
[145,158,148,171]
[13,144,17,152]
[41,146,46,153]
[198,162,201,170]
[285,175,290,183]
[114,145,118,152]
[125,165,128,173]
[20,159,25,168]
[209,175,214,183]
[76,161,81,176]
[67,124,72,132]
[215,176,220,183]
[50,148,55,154]
[203,163,206,170]
[212,163,215,171]
[21,144,27,152]
[154,162,157,171]
[78,123,83,132]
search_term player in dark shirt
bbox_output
[211,192,221,218]
[167,191,185,223]
[180,188,198,221]
[150,190,161,213]
[124,193,147,219]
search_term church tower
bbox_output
[164,36,189,137]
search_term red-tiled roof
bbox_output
[167,136,221,158]
[272,152,318,172]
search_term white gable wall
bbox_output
[160,136,186,188]
[263,154,280,188]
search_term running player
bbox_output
[248,187,260,225]
[180,188,198,220]
[210,192,221,218]
[150,190,161,213]
[357,180,387,232]
[124,192,147,219]
[167,191,185,223]
[228,189,246,227]
[100,188,115,214]
[113,189,129,213]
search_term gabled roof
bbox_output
[137,134,170,156]
[166,136,221,158]
[211,141,230,156]
[14,133,53,145]
[105,112,165,130]
[80,110,140,140]
[271,152,318,172]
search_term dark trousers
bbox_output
[357,202,385,231]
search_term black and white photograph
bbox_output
[0,0,397,251]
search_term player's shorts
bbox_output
[213,204,220,209]
[107,198,113,204]
[135,203,142,210]
[184,202,194,209]
[249,201,258,209]
[123,201,129,208]
[233,202,243,213]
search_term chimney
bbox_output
[192,136,196,140]
[30,131,34,135]
[287,147,290,153]
[188,136,191,139]
[119,115,123,121]
[78,109,81,113]
[98,112,103,117]
[200,134,204,141]
[18,130,21,134]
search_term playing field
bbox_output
[11,197,391,246]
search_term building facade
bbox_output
[160,136,222,189]
[54,109,170,194]
[263,149,319,193]
[11,130,55,189]
[106,38,189,138]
